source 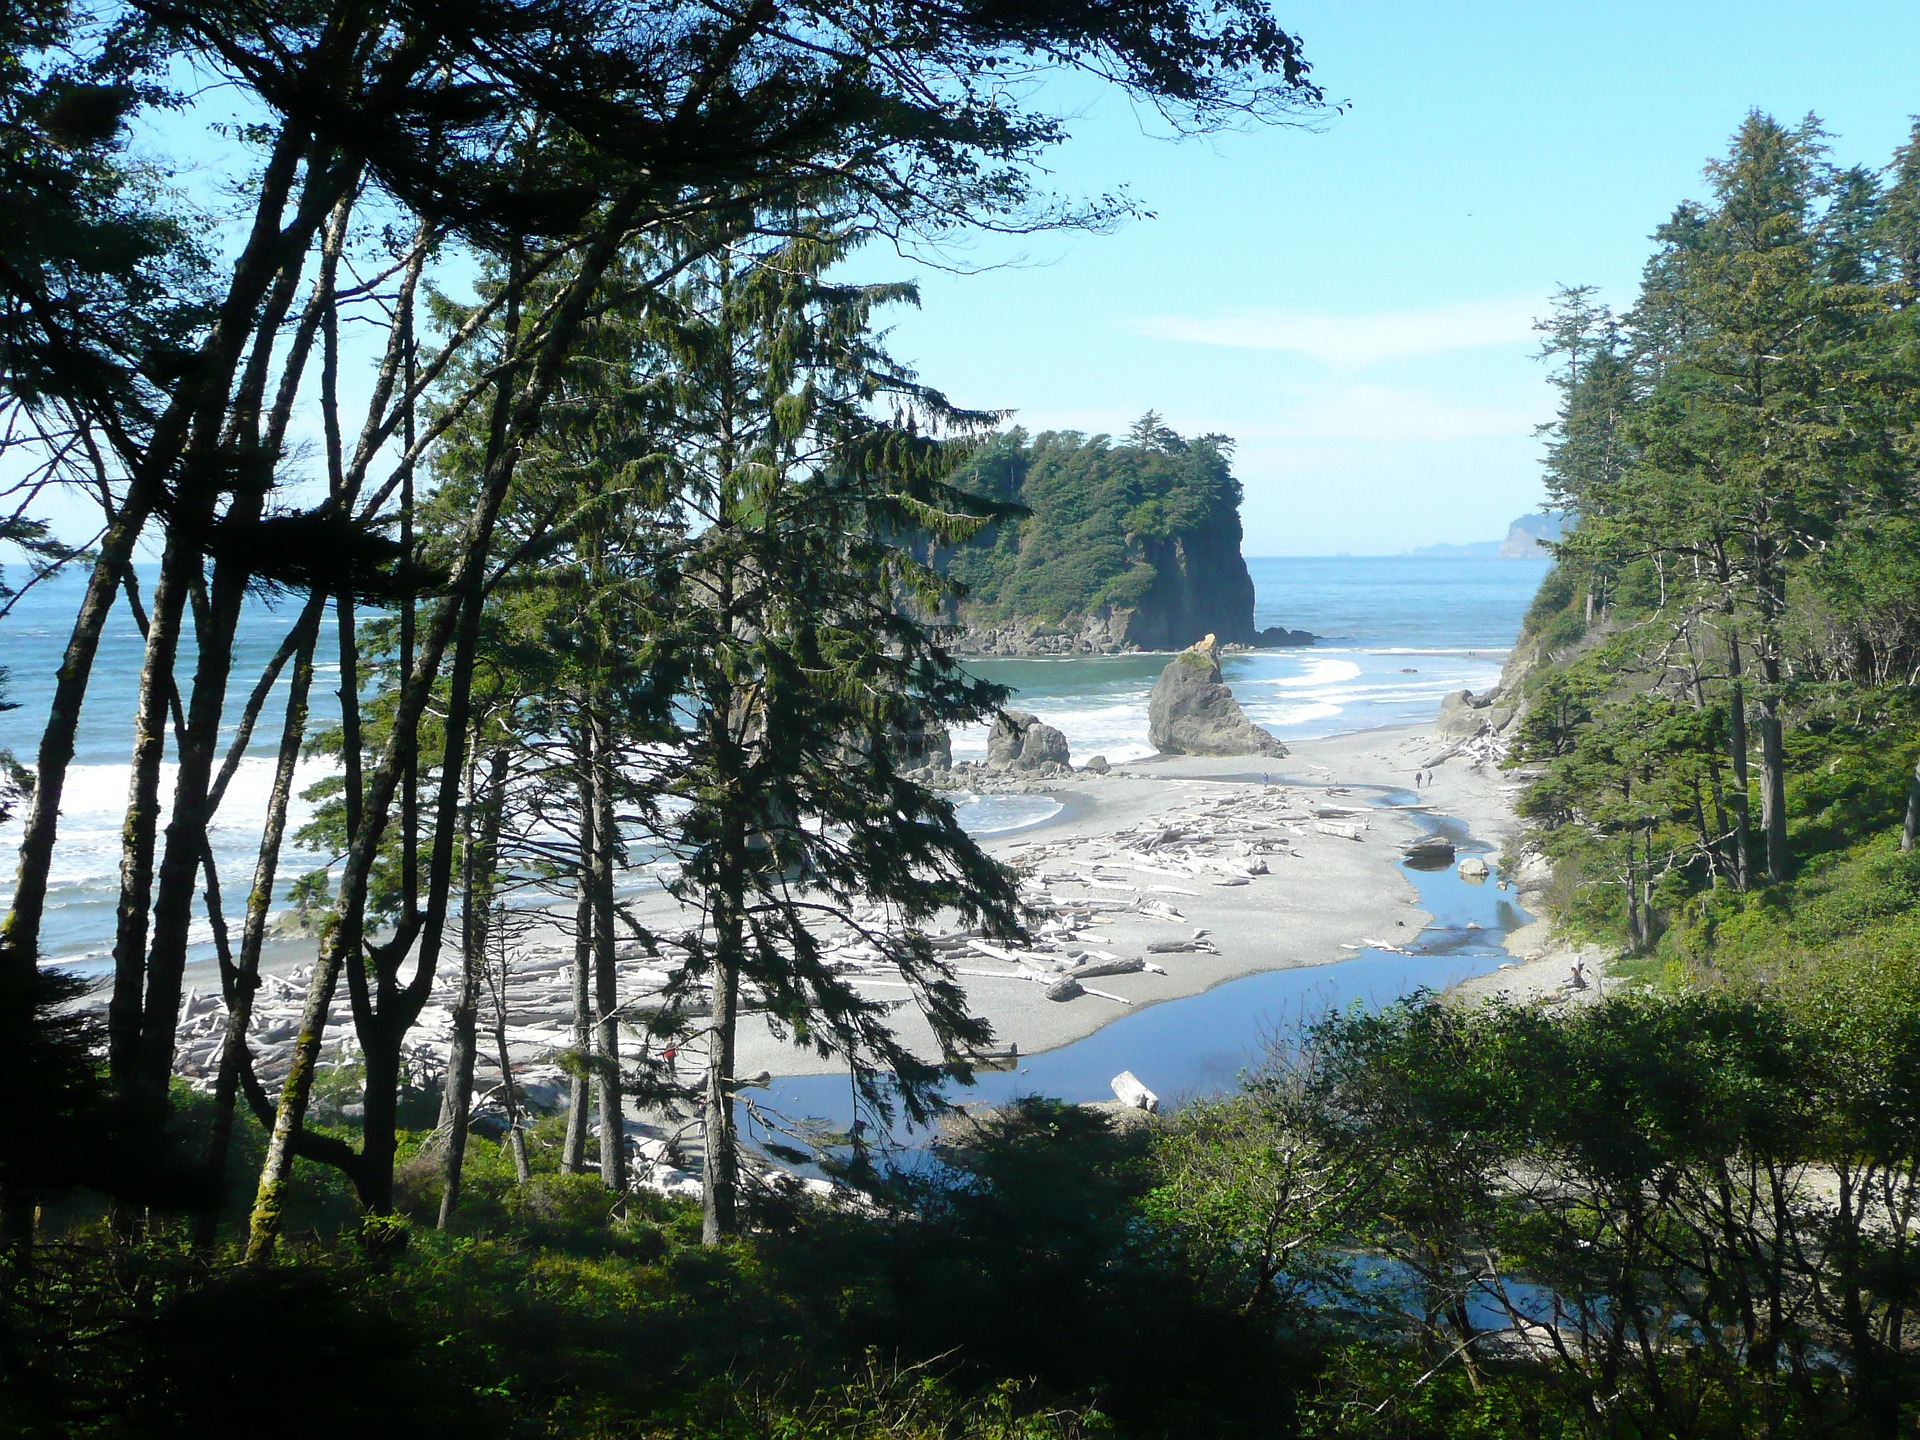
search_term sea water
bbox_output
[0,556,1550,968]
[951,555,1548,763]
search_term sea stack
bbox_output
[1147,634,1287,757]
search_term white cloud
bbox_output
[1241,384,1545,444]
[1135,297,1541,369]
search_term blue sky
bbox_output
[873,0,1920,555]
[12,5,1918,561]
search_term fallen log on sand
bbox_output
[1111,1070,1159,1113]
[1068,956,1145,980]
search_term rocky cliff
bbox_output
[938,419,1305,656]
[1409,510,1570,560]
[1434,620,1547,744]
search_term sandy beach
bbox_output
[168,714,1573,1114]
[725,719,1529,1077]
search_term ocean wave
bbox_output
[952,794,1064,836]
[1264,657,1363,688]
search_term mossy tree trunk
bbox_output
[196,599,324,1247]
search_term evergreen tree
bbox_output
[630,224,1025,1242]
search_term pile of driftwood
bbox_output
[168,779,1379,1119]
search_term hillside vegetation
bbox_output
[940,414,1258,647]
[1503,111,1920,978]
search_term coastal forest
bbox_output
[5,0,1920,1434]
[1513,113,1920,957]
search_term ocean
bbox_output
[951,554,1547,764]
[0,555,1551,969]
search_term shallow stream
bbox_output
[750,781,1531,1147]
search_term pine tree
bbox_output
[626,222,1025,1242]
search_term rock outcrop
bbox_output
[935,424,1313,655]
[950,608,1318,657]
[1147,635,1287,758]
[1434,629,1545,743]
[1252,624,1315,649]
[1118,524,1259,650]
[1435,687,1517,742]
[952,609,1137,657]
[986,710,1072,771]
[894,718,952,771]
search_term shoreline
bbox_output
[732,719,1529,1078]
[154,714,1547,1103]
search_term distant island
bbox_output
[1406,510,1567,559]
[937,414,1312,654]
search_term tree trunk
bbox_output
[196,605,322,1248]
[245,928,358,1259]
[589,715,627,1192]
[437,754,486,1227]
[247,190,645,1261]
[1725,633,1754,889]
[1902,756,1920,853]
[0,489,154,969]
[357,1029,402,1216]
[109,128,345,1170]
[346,239,529,1219]
[107,520,198,1133]
[1757,650,1789,883]
[562,761,594,1174]
[0,491,153,1246]
[1703,751,1734,886]
[135,190,349,1111]
[439,746,509,1228]
[136,551,253,1100]
[701,945,741,1246]
[5,116,308,991]
[486,921,533,1185]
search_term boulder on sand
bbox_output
[1401,834,1457,867]
[1436,685,1520,742]
[1147,634,1287,758]
[987,710,1072,771]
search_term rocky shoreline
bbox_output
[944,613,1315,658]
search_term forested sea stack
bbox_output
[935,414,1297,654]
